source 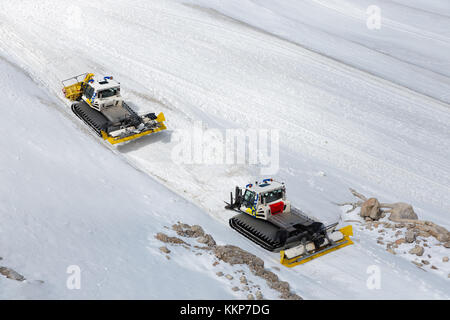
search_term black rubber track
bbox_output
[229,213,283,252]
[71,101,109,137]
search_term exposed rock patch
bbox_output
[159,246,171,254]
[155,222,302,300]
[155,232,190,246]
[0,267,26,282]
[336,188,418,222]
[213,244,301,300]
[337,189,449,278]
[409,245,424,256]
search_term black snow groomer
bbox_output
[224,179,353,267]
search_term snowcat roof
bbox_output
[246,180,285,194]
[89,77,120,91]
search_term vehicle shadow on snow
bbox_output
[117,129,173,153]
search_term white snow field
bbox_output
[0,0,449,299]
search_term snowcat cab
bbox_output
[82,76,123,112]
[237,179,291,220]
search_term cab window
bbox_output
[262,189,283,204]
[84,85,95,100]
[242,190,256,207]
[99,87,119,98]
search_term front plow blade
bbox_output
[101,112,167,145]
[280,225,354,267]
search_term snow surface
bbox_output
[0,0,449,299]
[0,54,278,299]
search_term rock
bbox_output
[155,233,189,245]
[191,225,205,237]
[431,265,438,270]
[395,238,405,246]
[409,245,424,256]
[443,242,450,248]
[214,245,264,270]
[225,274,233,280]
[269,280,290,293]
[428,225,450,242]
[247,294,255,300]
[240,276,247,285]
[282,293,302,300]
[172,223,209,238]
[395,231,402,237]
[421,260,430,265]
[197,236,208,244]
[255,291,263,300]
[443,257,449,262]
[243,286,249,291]
[387,203,418,221]
[159,246,170,254]
[360,198,382,220]
[412,261,423,267]
[197,234,216,247]
[405,230,416,243]
[0,267,25,281]
[377,240,384,245]
[386,248,396,255]
[419,231,431,238]
[212,261,219,267]
[232,286,239,292]
[213,244,300,300]
[216,272,224,277]
[205,234,216,247]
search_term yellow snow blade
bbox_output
[155,112,165,123]
[280,225,354,268]
[100,113,167,145]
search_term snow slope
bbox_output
[0,54,284,299]
[0,0,449,299]
[181,0,450,103]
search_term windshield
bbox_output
[99,87,119,98]
[84,85,95,99]
[242,190,256,208]
[262,189,283,204]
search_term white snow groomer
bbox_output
[225,179,353,267]
[62,73,166,145]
